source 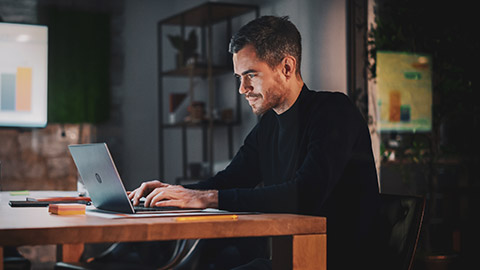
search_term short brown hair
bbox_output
[229,16,302,75]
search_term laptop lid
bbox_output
[68,143,136,214]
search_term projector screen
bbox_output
[0,22,48,128]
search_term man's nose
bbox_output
[239,79,253,94]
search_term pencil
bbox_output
[175,214,238,222]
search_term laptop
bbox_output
[68,143,201,214]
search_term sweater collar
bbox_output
[275,84,308,130]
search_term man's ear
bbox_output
[281,55,297,79]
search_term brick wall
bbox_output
[0,124,95,191]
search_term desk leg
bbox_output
[0,246,4,270]
[272,234,326,270]
[57,243,84,262]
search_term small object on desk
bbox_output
[9,200,50,207]
[27,196,91,203]
[9,197,91,207]
[175,214,238,222]
[48,203,86,215]
[9,190,30,196]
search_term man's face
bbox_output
[233,44,288,115]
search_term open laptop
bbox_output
[68,143,201,214]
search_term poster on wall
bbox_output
[0,22,48,127]
[376,51,432,132]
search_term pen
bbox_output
[175,215,238,222]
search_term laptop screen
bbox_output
[68,143,135,213]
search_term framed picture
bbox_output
[376,51,432,132]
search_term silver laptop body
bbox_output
[69,143,217,215]
[68,143,139,213]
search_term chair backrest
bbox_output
[378,193,426,270]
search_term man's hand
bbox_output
[127,180,170,206]
[128,180,218,209]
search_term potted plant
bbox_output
[168,29,198,68]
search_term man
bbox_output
[129,16,380,269]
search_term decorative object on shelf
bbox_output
[169,93,188,124]
[221,108,234,123]
[169,93,188,113]
[186,101,205,123]
[167,29,198,68]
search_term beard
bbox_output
[249,77,287,115]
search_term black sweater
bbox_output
[185,85,380,268]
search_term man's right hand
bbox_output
[127,180,170,206]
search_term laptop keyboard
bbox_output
[133,202,188,212]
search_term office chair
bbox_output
[55,236,270,270]
[3,246,31,270]
[54,239,199,270]
[377,193,426,270]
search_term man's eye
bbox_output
[248,74,255,79]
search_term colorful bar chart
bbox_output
[377,51,432,132]
[0,22,48,127]
[0,67,32,112]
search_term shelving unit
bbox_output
[157,3,259,184]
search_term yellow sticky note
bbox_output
[10,190,30,196]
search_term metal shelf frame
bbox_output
[157,2,259,181]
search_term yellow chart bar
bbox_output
[16,67,32,111]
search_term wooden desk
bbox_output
[0,191,326,270]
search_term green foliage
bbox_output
[46,8,110,124]
[168,29,198,64]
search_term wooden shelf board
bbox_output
[159,3,257,26]
[162,65,232,77]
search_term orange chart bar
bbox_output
[16,67,32,111]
